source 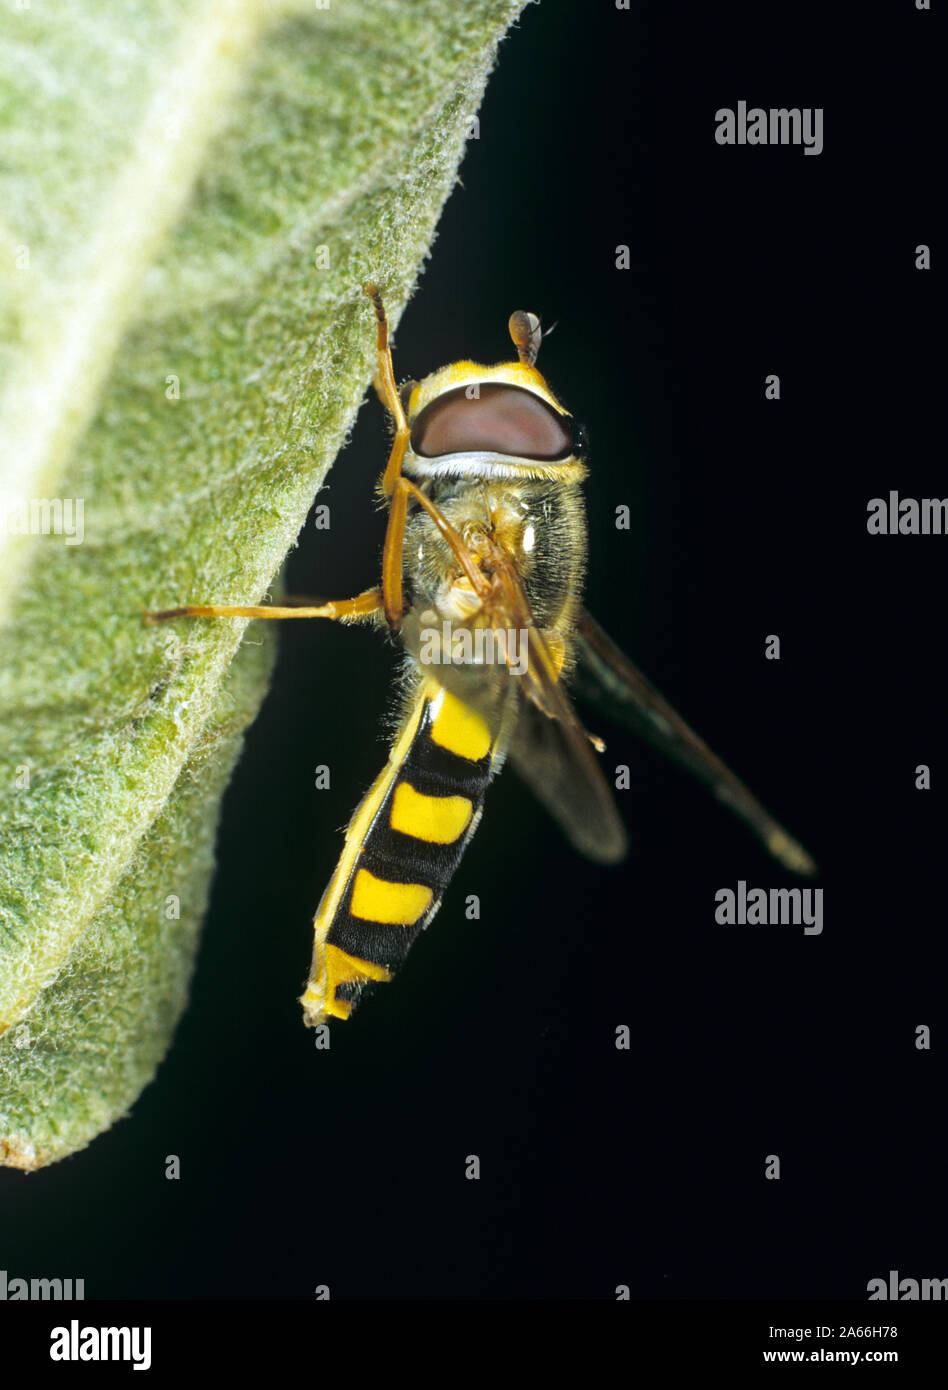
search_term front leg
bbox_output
[380,476,491,627]
[143,586,383,625]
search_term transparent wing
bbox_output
[573,608,817,876]
[399,557,628,867]
[504,687,628,865]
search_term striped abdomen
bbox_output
[300,678,500,1026]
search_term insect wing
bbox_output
[400,551,628,866]
[504,688,628,866]
[573,608,816,876]
[492,559,628,866]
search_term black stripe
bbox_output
[324,694,495,978]
[326,805,476,969]
[362,822,474,891]
[326,800,484,970]
[334,980,369,1005]
[329,917,426,972]
[401,716,492,796]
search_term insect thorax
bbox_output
[403,474,588,639]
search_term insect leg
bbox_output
[381,476,490,626]
[363,282,410,499]
[143,586,383,625]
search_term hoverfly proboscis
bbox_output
[145,283,815,1027]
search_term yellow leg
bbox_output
[143,586,382,626]
[147,286,401,630]
[363,281,409,498]
[380,475,410,624]
[381,475,490,627]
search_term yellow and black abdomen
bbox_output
[301,679,499,1026]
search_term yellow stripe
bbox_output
[311,687,429,942]
[302,677,479,1027]
[390,781,473,844]
[302,685,431,1027]
[350,868,433,926]
[303,944,392,1021]
[429,687,492,762]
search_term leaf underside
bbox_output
[0,0,527,1169]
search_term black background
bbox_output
[2,0,943,1302]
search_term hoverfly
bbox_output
[146,284,815,1027]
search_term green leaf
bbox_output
[0,0,526,1169]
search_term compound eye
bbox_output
[410,382,573,460]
